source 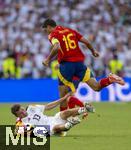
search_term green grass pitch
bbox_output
[1,102,131,150]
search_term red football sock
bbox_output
[68,96,84,109]
[99,77,111,88]
[60,106,68,111]
[68,97,76,109]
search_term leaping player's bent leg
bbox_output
[59,85,85,112]
[59,85,69,111]
[86,73,125,92]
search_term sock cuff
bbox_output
[65,122,73,130]
[78,107,86,115]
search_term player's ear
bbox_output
[14,112,18,117]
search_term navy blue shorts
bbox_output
[58,61,94,92]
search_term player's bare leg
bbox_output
[59,83,85,109]
[53,124,69,134]
[59,85,69,111]
[86,73,125,92]
[53,104,95,134]
[60,105,95,120]
[86,78,101,91]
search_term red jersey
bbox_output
[48,26,85,63]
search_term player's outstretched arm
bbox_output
[45,92,72,111]
[80,37,99,57]
[42,43,60,67]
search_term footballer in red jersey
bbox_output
[42,19,125,111]
[48,25,85,63]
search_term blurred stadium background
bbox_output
[0,1,131,150]
[0,0,130,102]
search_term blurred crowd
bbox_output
[0,0,131,79]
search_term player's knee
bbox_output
[62,110,69,116]
[59,85,68,98]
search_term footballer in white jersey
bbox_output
[11,93,95,136]
[22,105,66,135]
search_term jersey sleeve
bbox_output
[48,33,59,45]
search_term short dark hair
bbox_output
[42,19,57,28]
[11,104,21,116]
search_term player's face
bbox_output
[16,107,27,118]
[44,26,53,34]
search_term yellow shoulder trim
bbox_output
[51,38,59,45]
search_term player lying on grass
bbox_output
[11,93,95,136]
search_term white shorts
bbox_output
[49,112,66,135]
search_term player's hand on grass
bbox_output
[92,50,99,57]
[42,59,50,67]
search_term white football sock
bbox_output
[64,122,73,130]
[78,107,86,115]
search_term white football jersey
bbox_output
[21,105,66,135]
[22,105,53,126]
